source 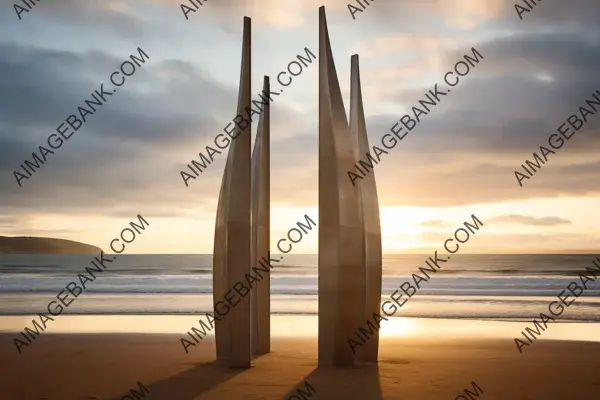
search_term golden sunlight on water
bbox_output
[1,315,599,343]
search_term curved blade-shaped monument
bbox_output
[251,76,271,356]
[213,16,252,369]
[318,6,365,367]
[350,54,383,363]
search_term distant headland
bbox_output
[0,236,102,254]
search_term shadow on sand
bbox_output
[106,358,255,400]
[281,363,383,400]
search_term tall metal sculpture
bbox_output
[251,76,271,356]
[350,55,383,363]
[318,6,365,367]
[212,8,382,370]
[213,16,252,369]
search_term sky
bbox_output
[1,0,600,254]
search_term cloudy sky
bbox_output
[1,0,599,254]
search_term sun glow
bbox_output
[379,317,418,337]
[379,206,432,252]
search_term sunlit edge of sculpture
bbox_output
[251,76,271,355]
[350,54,383,363]
[213,145,230,361]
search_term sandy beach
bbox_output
[1,316,599,400]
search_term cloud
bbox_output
[0,43,227,215]
[487,214,572,226]
[152,0,506,31]
[19,0,147,37]
[0,39,323,222]
[3,21,600,216]
[2,0,600,231]
[359,30,600,166]
[352,35,463,60]
[418,230,600,253]
[420,220,449,228]
[0,44,235,147]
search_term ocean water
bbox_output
[0,254,599,322]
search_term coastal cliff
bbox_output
[0,236,101,254]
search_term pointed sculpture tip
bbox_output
[319,6,327,36]
[242,17,251,49]
[351,54,359,73]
